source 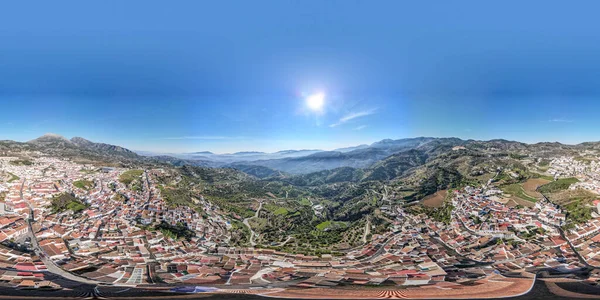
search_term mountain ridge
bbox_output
[4,134,598,176]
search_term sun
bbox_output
[306,92,325,112]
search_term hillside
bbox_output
[71,137,139,158]
[4,134,599,252]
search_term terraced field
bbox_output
[522,178,551,199]
[422,189,448,207]
[502,183,539,203]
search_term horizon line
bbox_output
[6,133,600,155]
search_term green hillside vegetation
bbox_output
[299,198,311,206]
[249,201,324,250]
[79,168,97,174]
[167,166,315,222]
[536,159,551,172]
[73,179,94,190]
[564,201,593,225]
[279,167,364,186]
[158,174,256,219]
[574,156,595,164]
[494,170,526,185]
[418,202,454,225]
[155,170,254,218]
[501,183,538,203]
[159,142,588,251]
[158,185,193,208]
[408,166,470,201]
[538,159,550,167]
[51,193,89,213]
[509,153,528,160]
[316,221,347,231]
[273,207,289,215]
[7,173,20,183]
[548,189,597,206]
[119,169,143,185]
[539,177,594,226]
[9,159,33,166]
[538,177,579,194]
[262,203,293,216]
[112,193,127,202]
[231,164,281,178]
[229,220,251,245]
[529,173,554,181]
[155,221,195,240]
[210,197,255,219]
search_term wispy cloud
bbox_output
[162,136,245,140]
[329,108,377,127]
[548,118,574,123]
[353,125,367,130]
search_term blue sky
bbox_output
[1,1,600,153]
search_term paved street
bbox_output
[20,179,102,285]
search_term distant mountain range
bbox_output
[135,148,324,166]
[26,134,138,158]
[1,133,598,177]
[159,137,464,174]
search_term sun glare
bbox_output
[306,92,325,112]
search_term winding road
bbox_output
[243,201,263,246]
[20,179,101,285]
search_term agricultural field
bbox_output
[316,220,347,231]
[422,190,448,208]
[501,183,539,203]
[546,189,597,206]
[522,178,551,199]
[509,196,535,208]
[263,203,293,216]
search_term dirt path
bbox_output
[274,235,293,247]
